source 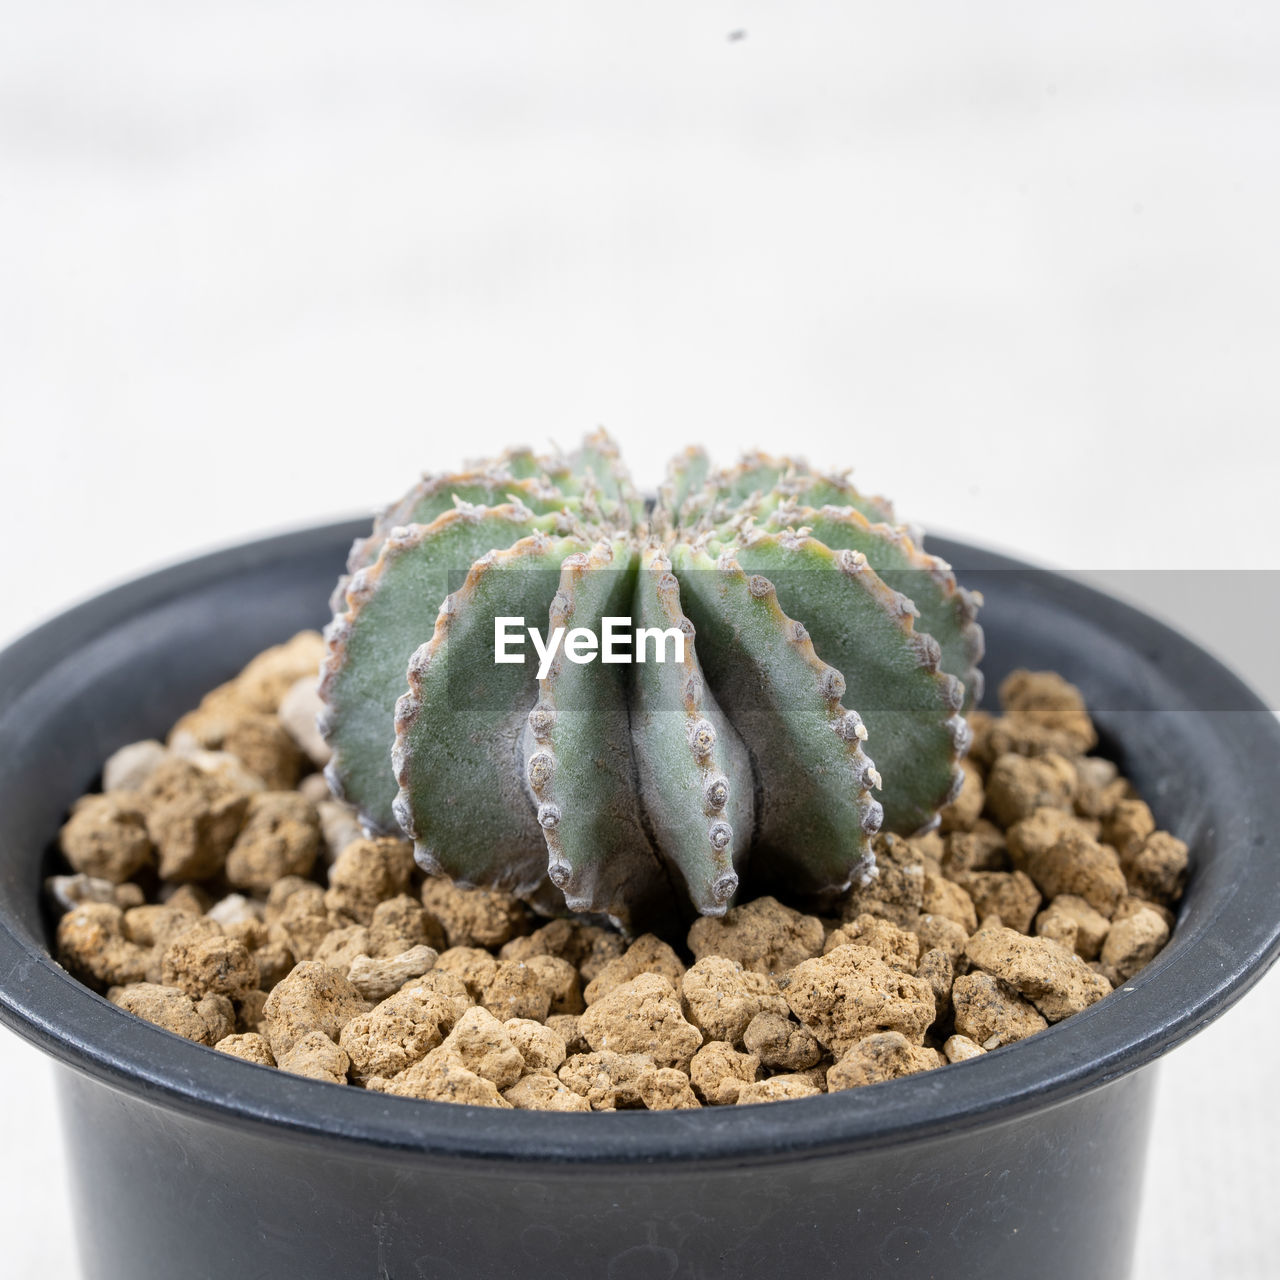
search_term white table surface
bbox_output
[2,5,1278,1276]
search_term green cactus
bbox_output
[320,431,982,930]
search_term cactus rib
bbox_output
[321,503,572,833]
[391,531,589,898]
[628,543,753,916]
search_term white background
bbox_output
[2,4,1278,1277]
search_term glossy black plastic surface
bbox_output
[1,522,1277,1279]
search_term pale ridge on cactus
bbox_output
[320,430,984,931]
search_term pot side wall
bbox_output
[58,1063,1154,1280]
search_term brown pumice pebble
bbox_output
[262,960,369,1059]
[689,1042,761,1105]
[1099,907,1171,986]
[557,1051,656,1110]
[687,897,824,976]
[419,878,528,950]
[53,646,1186,1111]
[277,1031,350,1085]
[826,1032,944,1092]
[680,956,789,1044]
[779,945,936,1054]
[137,759,249,882]
[215,1032,275,1066]
[742,1010,824,1071]
[59,793,154,884]
[326,838,416,924]
[823,914,921,973]
[951,972,1048,1046]
[964,922,1111,1021]
[161,932,260,1001]
[504,1071,592,1112]
[225,792,321,894]
[338,986,458,1079]
[109,983,235,1046]
[579,973,703,1070]
[583,933,685,1003]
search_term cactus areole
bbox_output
[319,432,984,932]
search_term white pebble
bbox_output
[348,946,438,1002]
[102,740,168,792]
[206,894,264,927]
[278,677,331,767]
[45,873,116,911]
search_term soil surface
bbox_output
[49,634,1187,1110]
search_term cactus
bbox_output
[320,431,983,931]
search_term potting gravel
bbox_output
[49,632,1188,1109]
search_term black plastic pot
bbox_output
[1,521,1278,1280]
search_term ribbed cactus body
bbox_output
[320,431,983,930]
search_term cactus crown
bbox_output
[320,431,982,931]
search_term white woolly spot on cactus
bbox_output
[688,719,716,758]
[413,845,444,877]
[835,710,868,742]
[838,548,868,575]
[708,821,733,852]
[818,667,845,700]
[894,593,920,619]
[345,569,378,610]
[859,799,884,834]
[909,631,942,670]
[562,552,589,571]
[715,550,738,573]
[528,703,556,741]
[704,775,729,811]
[547,860,572,888]
[944,766,966,806]
[527,751,555,792]
[791,620,809,643]
[406,641,434,681]
[679,617,696,639]
[711,871,738,903]
[684,673,703,705]
[658,571,679,593]
[968,669,986,706]
[550,590,571,622]
[947,714,973,755]
[537,803,562,830]
[323,759,347,805]
[862,762,882,791]
[854,856,879,887]
[476,550,497,567]
[747,574,773,599]
[941,674,964,713]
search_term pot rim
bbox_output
[2,519,1278,1169]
